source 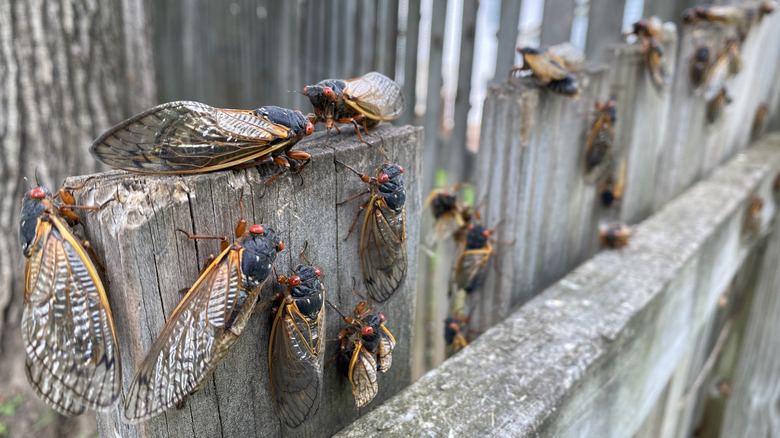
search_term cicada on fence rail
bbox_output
[453,222,495,295]
[332,299,395,409]
[90,101,314,186]
[303,72,405,144]
[689,45,712,89]
[338,160,407,303]
[444,315,470,358]
[511,46,581,97]
[122,218,283,423]
[19,185,122,416]
[424,183,472,244]
[268,245,325,428]
[584,101,617,185]
[599,223,633,248]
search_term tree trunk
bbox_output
[0,0,155,436]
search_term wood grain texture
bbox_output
[335,133,780,438]
[62,124,421,438]
[0,0,154,436]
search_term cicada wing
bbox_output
[90,101,291,173]
[343,72,405,121]
[348,346,378,409]
[22,216,121,416]
[123,246,263,423]
[432,211,466,243]
[269,302,325,428]
[524,52,570,81]
[360,200,407,303]
[584,115,615,184]
[455,246,493,294]
[376,326,396,372]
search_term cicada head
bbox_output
[431,191,458,219]
[465,224,491,250]
[288,264,324,318]
[254,106,314,139]
[240,225,283,289]
[19,186,54,257]
[303,79,347,108]
[376,163,406,213]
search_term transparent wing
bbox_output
[455,247,493,293]
[376,327,396,372]
[22,217,121,416]
[360,199,408,302]
[269,301,325,428]
[348,346,378,408]
[123,246,263,423]
[343,72,405,121]
[90,101,293,173]
[524,52,570,81]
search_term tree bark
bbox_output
[0,0,155,436]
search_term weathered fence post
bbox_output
[64,125,421,438]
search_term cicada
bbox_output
[303,71,405,143]
[20,186,121,416]
[641,37,669,91]
[599,157,626,208]
[512,47,580,97]
[336,300,395,409]
[454,223,495,294]
[339,161,407,303]
[689,45,711,88]
[424,184,471,243]
[751,103,769,140]
[598,223,632,248]
[269,248,325,428]
[444,316,469,358]
[90,101,314,185]
[122,221,283,423]
[743,195,763,235]
[584,101,617,184]
[725,38,742,75]
[707,87,732,124]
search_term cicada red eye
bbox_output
[278,240,284,251]
[303,86,309,94]
[482,229,492,238]
[249,224,264,234]
[30,188,46,199]
[323,87,334,98]
[314,268,322,276]
[288,276,301,286]
[379,313,385,322]
[362,326,374,335]
[378,174,389,183]
[305,123,314,136]
[468,224,475,231]
[398,166,404,173]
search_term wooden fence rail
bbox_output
[336,133,780,438]
[64,125,421,438]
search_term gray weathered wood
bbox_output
[468,65,609,332]
[493,0,523,83]
[540,0,577,46]
[398,0,421,127]
[643,0,680,22]
[610,28,678,225]
[335,133,780,438]
[63,125,421,438]
[720,188,780,436]
[421,0,449,196]
[584,0,626,62]
[0,0,155,436]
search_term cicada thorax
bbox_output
[584,101,617,185]
[269,262,326,428]
[454,223,494,294]
[122,223,283,423]
[338,303,395,409]
[19,185,122,416]
[642,37,670,91]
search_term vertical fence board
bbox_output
[584,0,626,62]
[539,0,577,46]
[493,0,523,83]
[421,0,449,195]
[399,0,421,126]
